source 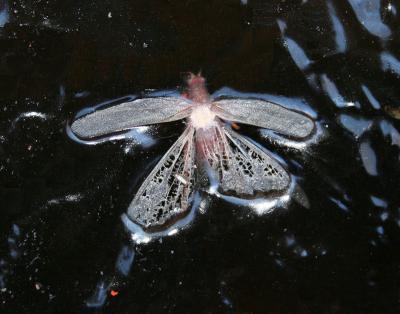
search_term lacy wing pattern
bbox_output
[126,126,196,229]
[198,124,290,196]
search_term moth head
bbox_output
[183,72,206,90]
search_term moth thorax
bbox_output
[190,105,216,129]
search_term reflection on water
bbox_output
[327,0,347,53]
[361,84,381,110]
[1,0,400,312]
[381,51,400,76]
[338,114,373,138]
[277,19,313,71]
[0,1,9,28]
[348,0,392,40]
[359,138,378,176]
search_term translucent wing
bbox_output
[126,126,196,230]
[198,124,290,195]
[71,97,192,139]
[212,98,315,138]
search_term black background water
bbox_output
[1,0,400,313]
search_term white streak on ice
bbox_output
[348,0,391,40]
[327,0,347,53]
[338,114,373,138]
[359,139,378,176]
[361,84,381,109]
[381,52,400,76]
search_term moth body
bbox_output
[189,105,216,130]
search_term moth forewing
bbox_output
[211,98,315,139]
[71,97,192,139]
[126,126,196,230]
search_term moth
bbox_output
[71,73,315,232]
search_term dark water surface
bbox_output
[1,0,400,313]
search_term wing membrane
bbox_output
[71,97,191,139]
[198,125,290,196]
[126,126,196,230]
[212,98,315,138]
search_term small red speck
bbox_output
[231,122,240,130]
[110,290,119,297]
